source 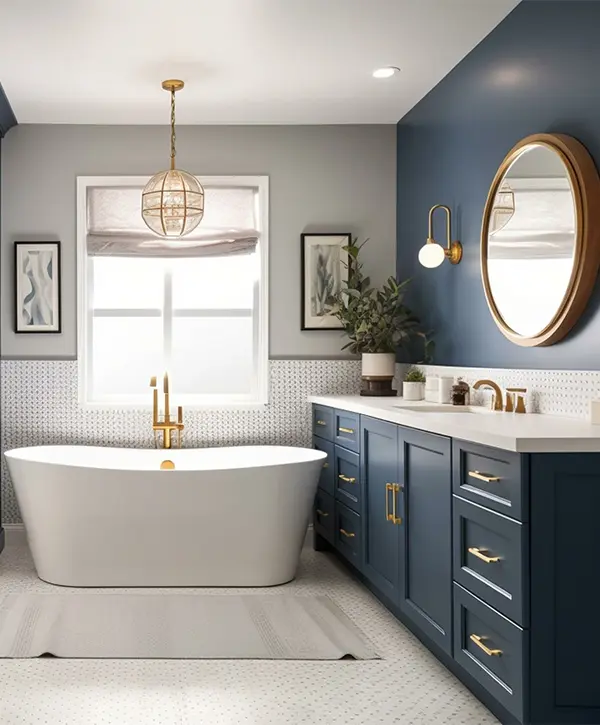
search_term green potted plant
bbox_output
[332,239,432,396]
[403,366,426,401]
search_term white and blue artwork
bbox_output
[15,242,61,333]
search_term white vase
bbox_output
[361,353,396,378]
[402,381,425,401]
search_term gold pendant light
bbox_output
[142,80,204,238]
[490,180,515,235]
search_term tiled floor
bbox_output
[0,537,497,725]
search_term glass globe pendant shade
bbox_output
[142,169,205,238]
[418,240,446,268]
[489,181,515,235]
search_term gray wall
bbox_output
[1,124,396,359]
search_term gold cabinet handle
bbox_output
[316,419,327,426]
[322,462,329,469]
[385,483,394,521]
[339,528,356,538]
[338,427,355,434]
[316,509,329,518]
[392,483,402,525]
[468,470,501,483]
[468,547,501,564]
[338,474,356,483]
[470,634,503,657]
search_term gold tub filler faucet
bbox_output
[150,373,184,449]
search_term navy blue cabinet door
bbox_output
[361,417,400,600]
[398,427,452,655]
[529,453,600,725]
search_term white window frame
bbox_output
[76,175,269,410]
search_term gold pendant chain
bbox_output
[170,88,176,171]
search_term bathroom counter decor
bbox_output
[308,394,600,453]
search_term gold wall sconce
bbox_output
[418,204,463,268]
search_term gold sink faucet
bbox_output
[473,379,504,411]
[150,373,184,449]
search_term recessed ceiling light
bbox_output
[373,66,400,79]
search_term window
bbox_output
[77,177,268,408]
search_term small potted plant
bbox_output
[333,239,432,396]
[403,366,426,401]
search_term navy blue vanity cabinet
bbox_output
[313,404,600,724]
[312,405,363,566]
[398,427,453,655]
[528,453,600,725]
[312,405,334,441]
[361,417,401,601]
[333,445,361,513]
[333,409,360,452]
[312,436,334,496]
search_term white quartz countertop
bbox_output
[308,395,600,453]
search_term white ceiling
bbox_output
[0,0,519,125]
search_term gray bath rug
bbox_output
[0,593,378,660]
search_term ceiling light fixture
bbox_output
[373,66,400,79]
[142,80,204,238]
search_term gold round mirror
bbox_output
[481,133,600,346]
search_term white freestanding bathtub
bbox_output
[4,445,326,587]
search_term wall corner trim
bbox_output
[0,83,17,138]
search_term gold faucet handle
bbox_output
[150,376,157,388]
[507,388,527,414]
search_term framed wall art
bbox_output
[14,241,62,333]
[301,233,351,330]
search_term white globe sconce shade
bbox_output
[418,204,462,268]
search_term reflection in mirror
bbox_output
[486,144,576,338]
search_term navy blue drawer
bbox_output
[313,405,334,441]
[335,501,362,569]
[453,496,528,627]
[314,489,334,544]
[453,440,527,522]
[334,409,360,452]
[334,445,361,513]
[454,583,525,722]
[313,436,334,495]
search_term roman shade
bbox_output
[87,185,259,257]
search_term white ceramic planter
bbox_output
[361,353,396,378]
[403,381,425,401]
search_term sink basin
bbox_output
[394,404,491,414]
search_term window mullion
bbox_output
[164,265,173,373]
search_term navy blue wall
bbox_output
[396,0,600,369]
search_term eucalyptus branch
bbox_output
[332,238,434,359]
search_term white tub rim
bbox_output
[4,444,326,473]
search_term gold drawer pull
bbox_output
[468,547,501,564]
[470,634,503,657]
[316,509,329,518]
[468,470,501,483]
[340,528,356,538]
[322,462,329,469]
[316,419,327,426]
[338,474,356,483]
[385,483,394,521]
[338,426,355,434]
[392,483,402,525]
